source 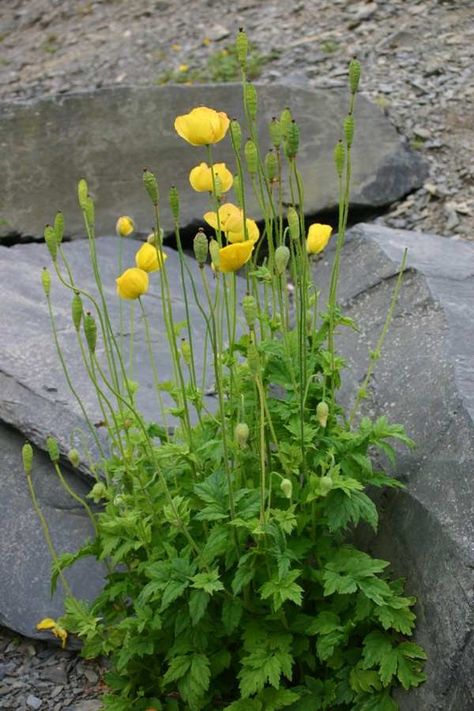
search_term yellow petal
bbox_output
[306,223,333,254]
[174,106,230,146]
[116,215,135,237]
[219,241,254,273]
[135,243,167,273]
[36,618,57,630]
[226,218,260,244]
[116,268,149,300]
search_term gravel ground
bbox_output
[0,0,473,708]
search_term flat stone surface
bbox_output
[0,84,427,240]
[313,224,474,711]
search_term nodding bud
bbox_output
[287,207,300,241]
[244,139,258,175]
[334,140,345,178]
[193,230,208,265]
[77,179,88,210]
[349,58,361,94]
[244,82,257,120]
[209,239,220,268]
[181,338,192,365]
[274,245,290,275]
[236,28,248,67]
[143,169,159,206]
[265,149,277,182]
[285,120,300,159]
[71,292,83,331]
[319,475,333,496]
[46,436,60,463]
[233,173,243,207]
[316,401,329,428]
[83,312,97,353]
[230,120,242,152]
[44,225,58,261]
[234,422,250,448]
[246,341,260,375]
[344,114,355,147]
[242,294,257,328]
[280,107,292,138]
[280,478,293,499]
[169,185,180,221]
[269,118,282,148]
[89,482,107,503]
[67,448,80,468]
[41,267,51,297]
[54,212,64,244]
[22,443,33,475]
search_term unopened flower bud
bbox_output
[280,478,293,499]
[77,179,88,210]
[269,118,282,148]
[244,139,258,175]
[169,185,180,221]
[344,114,355,147]
[22,443,33,475]
[234,422,250,448]
[143,169,159,206]
[287,207,300,241]
[285,120,300,159]
[54,211,64,244]
[319,475,333,496]
[41,267,51,297]
[265,149,277,182]
[349,58,361,94]
[67,448,80,468]
[83,312,97,353]
[242,294,257,328]
[334,140,345,178]
[83,196,95,227]
[316,400,329,428]
[280,107,292,138]
[46,436,60,463]
[244,82,257,120]
[116,215,134,238]
[71,292,83,331]
[44,225,58,261]
[236,28,248,67]
[247,341,260,375]
[89,482,107,503]
[193,230,208,265]
[230,120,242,152]
[274,245,290,275]
[209,239,220,268]
[181,338,192,365]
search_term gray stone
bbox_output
[26,694,43,709]
[312,224,474,710]
[0,84,427,241]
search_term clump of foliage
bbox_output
[27,29,425,711]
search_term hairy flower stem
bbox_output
[53,462,98,535]
[138,298,170,437]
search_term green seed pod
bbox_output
[181,338,192,365]
[242,294,257,328]
[233,173,243,207]
[244,139,258,175]
[234,422,250,448]
[41,267,51,297]
[46,436,60,463]
[285,120,300,159]
[209,239,220,268]
[143,169,159,206]
[89,481,107,503]
[269,118,282,148]
[230,120,242,152]
[67,448,80,468]
[193,230,209,265]
[247,341,260,375]
[54,211,64,244]
[236,28,248,67]
[280,107,292,138]
[244,82,257,120]
[265,149,277,182]
[287,207,300,241]
[77,179,88,210]
[274,245,290,275]
[71,292,83,331]
[349,57,361,94]
[22,443,33,475]
[319,475,333,496]
[169,185,180,221]
[316,400,329,428]
[44,225,58,261]
[83,312,97,353]
[334,139,345,178]
[344,114,355,148]
[280,478,293,499]
[84,196,95,227]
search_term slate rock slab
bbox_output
[0,84,428,240]
[312,224,474,711]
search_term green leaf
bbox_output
[259,687,301,710]
[322,569,358,596]
[163,655,191,684]
[375,599,416,635]
[232,553,255,594]
[225,700,262,711]
[222,596,243,635]
[316,629,345,661]
[260,569,304,611]
[307,611,342,635]
[188,589,209,626]
[349,666,382,693]
[160,578,190,612]
[191,568,224,595]
[201,525,230,563]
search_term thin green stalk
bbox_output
[53,462,98,535]
[139,298,170,436]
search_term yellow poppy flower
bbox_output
[115,215,135,237]
[306,223,333,254]
[204,203,259,243]
[226,218,260,244]
[219,241,254,273]
[189,162,233,193]
[116,268,149,299]
[36,618,68,649]
[135,243,168,273]
[174,106,230,146]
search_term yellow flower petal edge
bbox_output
[189,162,233,193]
[174,106,230,146]
[219,241,255,273]
[116,268,149,300]
[36,618,68,649]
[204,204,259,244]
[226,218,260,244]
[36,618,57,630]
[135,243,168,273]
[306,223,333,254]
[116,215,135,237]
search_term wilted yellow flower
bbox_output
[174,106,230,146]
[306,223,333,254]
[219,241,254,273]
[204,203,259,243]
[116,215,135,237]
[116,268,149,299]
[36,618,68,649]
[189,162,233,193]
[135,243,167,272]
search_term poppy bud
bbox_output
[236,28,248,67]
[235,422,250,448]
[77,179,88,211]
[84,196,95,227]
[285,121,300,159]
[143,169,159,206]
[287,207,300,241]
[334,139,345,178]
[280,107,292,138]
[22,443,33,475]
[193,230,209,265]
[71,292,83,331]
[316,401,329,427]
[181,339,192,365]
[265,150,277,182]
[274,245,290,275]
[280,478,293,499]
[169,185,179,221]
[349,58,361,94]
[67,448,80,468]
[54,211,64,244]
[344,114,355,148]
[116,215,135,238]
[46,436,60,463]
[89,482,107,503]
[244,139,258,175]
[41,267,51,297]
[83,312,97,353]
[209,239,220,268]
[242,294,257,328]
[244,82,257,120]
[230,120,242,152]
[44,225,58,261]
[247,341,260,375]
[269,118,282,148]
